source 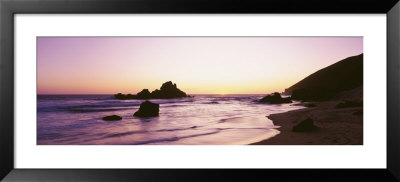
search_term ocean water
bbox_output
[37,94,304,145]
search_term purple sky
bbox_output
[37,37,363,94]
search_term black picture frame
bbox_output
[1,0,399,181]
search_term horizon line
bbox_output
[37,93,279,95]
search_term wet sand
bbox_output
[251,101,363,145]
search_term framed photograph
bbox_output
[1,0,399,181]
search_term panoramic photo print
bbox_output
[37,37,363,145]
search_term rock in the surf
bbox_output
[150,81,187,99]
[259,92,292,104]
[133,101,159,117]
[136,89,151,99]
[114,81,188,100]
[102,115,122,121]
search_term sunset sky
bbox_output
[37,37,363,95]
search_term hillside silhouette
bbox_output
[284,54,363,101]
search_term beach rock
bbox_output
[292,118,318,132]
[114,93,136,99]
[102,115,122,121]
[136,89,151,99]
[114,81,188,100]
[126,94,135,99]
[114,93,126,99]
[259,92,292,104]
[133,101,159,117]
[151,81,188,99]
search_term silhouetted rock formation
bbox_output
[259,92,292,104]
[114,81,188,100]
[136,89,151,99]
[284,54,363,101]
[114,93,136,99]
[114,93,125,99]
[102,115,122,121]
[292,118,318,132]
[133,101,159,117]
[151,81,188,99]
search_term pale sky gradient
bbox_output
[37,37,363,94]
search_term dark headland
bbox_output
[253,54,363,145]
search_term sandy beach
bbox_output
[252,101,363,145]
